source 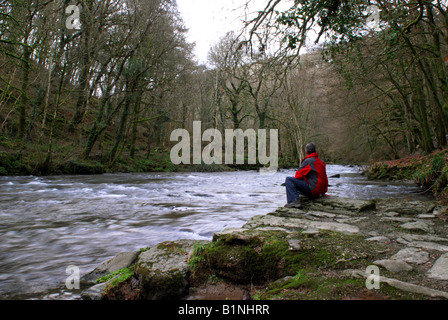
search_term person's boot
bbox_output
[284,199,303,209]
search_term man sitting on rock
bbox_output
[285,143,328,209]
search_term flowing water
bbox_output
[0,165,427,299]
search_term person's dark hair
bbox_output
[305,143,316,155]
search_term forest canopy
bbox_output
[1,0,447,175]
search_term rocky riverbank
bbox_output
[80,195,448,300]
[364,148,448,204]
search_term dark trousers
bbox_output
[285,177,313,203]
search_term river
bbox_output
[0,165,426,299]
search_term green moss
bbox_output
[95,266,135,288]
[258,270,368,300]
[278,270,319,291]
[190,230,385,286]
[257,271,430,300]
[189,242,209,272]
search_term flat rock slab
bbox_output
[243,214,360,235]
[428,253,448,280]
[417,214,437,219]
[300,196,376,214]
[391,247,430,265]
[409,241,448,252]
[400,221,433,233]
[373,259,413,272]
[399,234,448,243]
[380,217,415,223]
[383,201,431,216]
[366,236,391,244]
[306,211,337,219]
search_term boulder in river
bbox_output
[135,239,207,300]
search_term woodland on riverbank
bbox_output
[1,1,448,176]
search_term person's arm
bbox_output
[295,161,312,180]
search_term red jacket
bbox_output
[295,152,328,196]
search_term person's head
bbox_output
[305,143,316,155]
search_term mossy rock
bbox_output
[81,251,140,284]
[135,239,208,300]
[190,229,387,286]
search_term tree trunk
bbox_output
[18,45,31,139]
[130,91,143,159]
[70,0,94,129]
